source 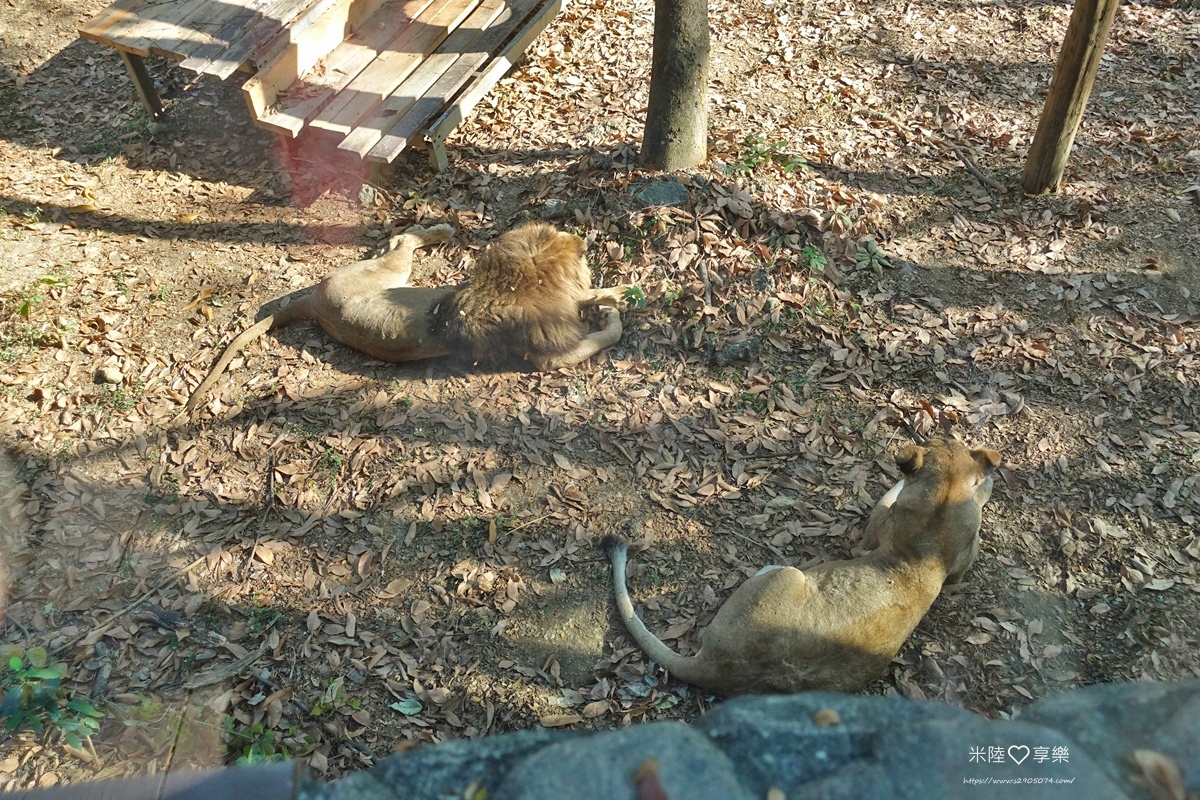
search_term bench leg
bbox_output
[118,51,164,118]
[426,137,449,172]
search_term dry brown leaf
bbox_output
[180,287,214,316]
[539,714,581,728]
[582,700,610,718]
[253,543,274,565]
[660,620,694,640]
[378,578,411,600]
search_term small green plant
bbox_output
[99,383,139,412]
[12,273,70,320]
[800,244,827,274]
[623,285,647,308]
[726,135,807,176]
[310,676,354,717]
[222,716,291,765]
[1,646,104,749]
[854,241,892,278]
[805,297,830,318]
[319,448,343,475]
[293,420,324,441]
[237,605,282,635]
[661,282,682,306]
[401,190,429,211]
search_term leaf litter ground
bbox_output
[1,0,1199,789]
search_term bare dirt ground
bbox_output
[2,0,1199,789]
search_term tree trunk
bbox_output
[1021,0,1120,194]
[639,0,709,171]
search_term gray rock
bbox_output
[304,729,571,800]
[636,180,689,208]
[874,717,1124,800]
[695,693,970,797]
[538,199,569,219]
[710,336,762,367]
[786,761,893,800]
[295,682,1200,800]
[493,722,752,800]
[752,268,777,293]
[1022,678,1200,797]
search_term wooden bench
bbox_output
[79,0,563,170]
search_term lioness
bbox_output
[602,437,1001,695]
[185,223,635,413]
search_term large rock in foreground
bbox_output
[301,680,1200,800]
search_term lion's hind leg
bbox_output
[401,223,455,248]
[377,224,456,284]
[529,307,623,370]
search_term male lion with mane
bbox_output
[185,222,635,413]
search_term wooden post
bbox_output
[639,0,709,171]
[1021,0,1120,194]
[118,51,164,118]
[426,136,450,172]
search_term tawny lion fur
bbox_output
[603,437,1002,695]
[186,223,635,413]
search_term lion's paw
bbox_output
[414,223,455,243]
[390,224,455,250]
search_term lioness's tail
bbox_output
[601,534,703,681]
[184,293,317,415]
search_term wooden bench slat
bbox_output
[337,0,534,157]
[175,0,316,73]
[86,0,563,169]
[307,0,482,135]
[326,0,509,155]
[241,0,393,123]
[80,0,164,47]
[249,0,436,135]
[152,0,262,61]
[82,0,221,56]
[121,0,231,59]
[369,0,561,164]
[192,0,331,78]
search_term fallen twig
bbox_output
[947,143,1007,192]
[730,530,786,560]
[51,553,208,658]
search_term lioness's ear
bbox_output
[896,445,924,475]
[971,448,1001,474]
